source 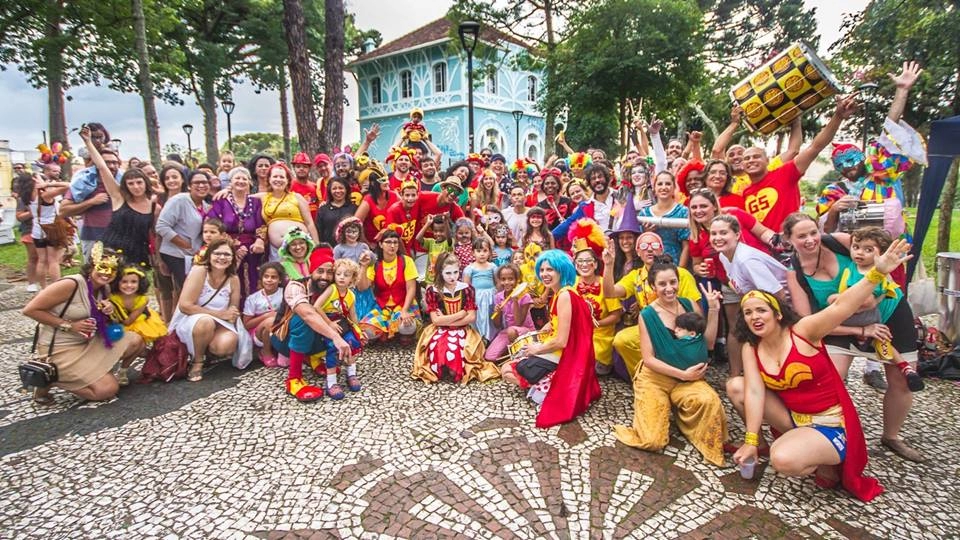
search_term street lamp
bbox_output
[458,20,481,153]
[857,82,879,151]
[512,110,524,160]
[110,138,122,152]
[182,123,194,162]
[221,99,235,150]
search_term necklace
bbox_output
[654,298,681,317]
[228,191,255,233]
[802,247,823,277]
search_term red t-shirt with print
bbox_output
[741,160,801,232]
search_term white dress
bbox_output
[168,275,253,369]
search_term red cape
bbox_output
[536,288,602,428]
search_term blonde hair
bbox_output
[333,258,361,286]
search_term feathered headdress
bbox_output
[467,153,486,167]
[568,218,606,260]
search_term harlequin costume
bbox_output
[317,285,364,392]
[532,286,602,428]
[412,282,498,384]
[613,298,727,466]
[386,146,421,192]
[755,324,884,502]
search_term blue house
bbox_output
[348,18,546,166]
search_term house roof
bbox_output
[349,17,532,68]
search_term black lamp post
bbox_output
[458,20,481,153]
[857,82,879,151]
[182,124,194,161]
[221,99,235,150]
[512,110,524,160]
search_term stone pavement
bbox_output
[0,283,958,539]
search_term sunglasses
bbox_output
[638,241,662,250]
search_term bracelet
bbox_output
[865,267,886,285]
[743,432,760,447]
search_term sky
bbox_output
[1,0,869,162]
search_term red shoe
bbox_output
[286,378,323,402]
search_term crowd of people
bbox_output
[13,62,932,502]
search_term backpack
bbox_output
[139,333,188,383]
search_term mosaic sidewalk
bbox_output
[0,284,957,539]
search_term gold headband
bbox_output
[122,266,146,278]
[740,290,781,314]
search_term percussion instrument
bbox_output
[730,43,843,135]
[936,252,960,343]
[636,216,690,229]
[508,331,546,362]
[491,282,528,321]
[837,202,886,233]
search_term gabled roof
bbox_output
[349,17,532,67]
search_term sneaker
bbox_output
[346,375,362,392]
[276,354,290,368]
[595,362,613,376]
[862,370,888,392]
[903,370,925,392]
[26,283,39,293]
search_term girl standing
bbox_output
[638,171,689,267]
[463,238,497,341]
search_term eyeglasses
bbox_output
[210,252,233,258]
[192,180,210,185]
[574,258,596,265]
[381,239,399,244]
[638,242,662,250]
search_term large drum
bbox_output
[936,252,960,343]
[730,43,842,135]
[507,331,546,362]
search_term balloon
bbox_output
[40,153,52,163]
[106,323,125,342]
[51,142,63,154]
[37,143,50,154]
[57,155,68,164]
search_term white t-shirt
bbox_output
[502,207,528,246]
[720,243,788,296]
[243,288,284,317]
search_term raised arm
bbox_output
[711,106,742,159]
[601,243,627,298]
[79,126,124,211]
[887,61,922,123]
[777,117,802,163]
[356,123,380,158]
[794,95,858,174]
[648,119,668,173]
[795,238,911,343]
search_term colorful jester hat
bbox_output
[568,152,593,171]
[386,146,420,171]
[568,218,606,261]
[509,157,539,178]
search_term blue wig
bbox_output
[535,249,577,289]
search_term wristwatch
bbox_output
[58,321,72,333]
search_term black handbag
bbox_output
[19,279,79,390]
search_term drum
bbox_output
[936,252,960,343]
[730,43,843,135]
[508,331,545,362]
[837,202,886,232]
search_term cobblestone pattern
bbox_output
[0,284,958,539]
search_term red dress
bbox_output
[755,330,884,502]
[536,287,602,428]
[424,283,477,381]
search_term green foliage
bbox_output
[566,109,620,156]
[219,133,287,163]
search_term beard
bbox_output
[592,182,607,194]
[310,278,331,295]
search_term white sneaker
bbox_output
[26,283,39,293]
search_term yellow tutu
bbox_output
[111,294,168,344]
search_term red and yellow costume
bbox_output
[359,254,422,339]
[412,283,498,384]
[756,330,884,502]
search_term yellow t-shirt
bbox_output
[616,266,701,309]
[729,155,784,195]
[366,255,419,285]
[320,287,356,318]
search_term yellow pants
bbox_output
[614,367,727,466]
[613,326,643,376]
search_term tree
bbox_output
[834,0,960,253]
[131,0,161,165]
[282,0,322,155]
[318,0,345,152]
[549,0,704,154]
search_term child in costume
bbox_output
[463,237,497,341]
[415,213,453,286]
[400,107,429,144]
[314,258,365,399]
[485,263,536,361]
[826,226,924,391]
[452,217,477,271]
[193,218,227,265]
[519,243,550,328]
[491,224,514,267]
[242,262,286,367]
[412,252,499,384]
[278,226,315,281]
[110,264,168,384]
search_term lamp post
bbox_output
[182,124,194,162]
[857,82,879,151]
[458,20,480,153]
[221,99,235,150]
[110,138,122,152]
[512,110,524,160]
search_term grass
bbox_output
[0,230,79,282]
[904,207,960,275]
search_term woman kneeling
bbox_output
[727,238,911,502]
[613,257,727,465]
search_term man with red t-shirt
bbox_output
[387,148,419,192]
[313,153,333,202]
[741,95,858,232]
[290,152,320,219]
[386,180,465,253]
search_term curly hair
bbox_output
[734,291,801,346]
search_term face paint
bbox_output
[441,265,460,286]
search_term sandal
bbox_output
[327,383,346,401]
[33,388,55,406]
[187,361,204,382]
[346,375,362,392]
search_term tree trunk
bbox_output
[45,0,68,176]
[319,0,345,152]
[936,158,958,254]
[543,0,556,157]
[618,95,627,153]
[131,0,161,165]
[279,65,292,160]
[198,74,219,165]
[282,0,321,155]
